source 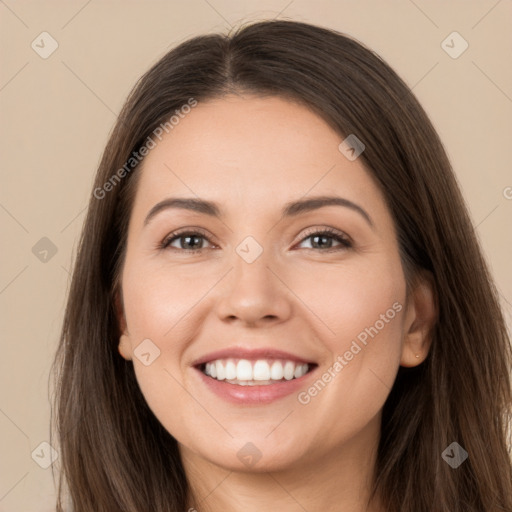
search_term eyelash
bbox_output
[158,227,353,254]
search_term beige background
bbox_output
[1,1,511,510]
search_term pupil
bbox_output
[184,235,201,249]
[313,235,331,249]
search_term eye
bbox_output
[295,227,352,252]
[159,229,215,253]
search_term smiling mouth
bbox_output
[197,358,317,386]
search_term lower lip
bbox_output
[193,366,317,405]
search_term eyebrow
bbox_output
[143,195,374,227]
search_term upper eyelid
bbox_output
[299,226,351,242]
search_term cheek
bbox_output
[121,263,200,437]
[291,252,405,417]
[120,263,188,391]
[291,251,405,352]
[330,268,404,356]
[122,260,201,342]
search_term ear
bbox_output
[400,271,437,367]
[115,290,132,361]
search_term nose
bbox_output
[215,251,293,328]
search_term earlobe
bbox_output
[118,334,133,361]
[400,272,437,368]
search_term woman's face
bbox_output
[118,94,418,472]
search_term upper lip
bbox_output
[191,347,317,367]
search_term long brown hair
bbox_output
[51,19,512,511]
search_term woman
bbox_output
[51,19,512,512]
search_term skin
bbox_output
[117,94,436,512]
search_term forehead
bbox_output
[130,94,386,223]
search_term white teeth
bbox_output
[216,360,226,380]
[283,361,295,380]
[270,361,284,380]
[253,360,271,380]
[236,359,253,380]
[202,358,311,385]
[225,360,237,380]
[294,364,308,379]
